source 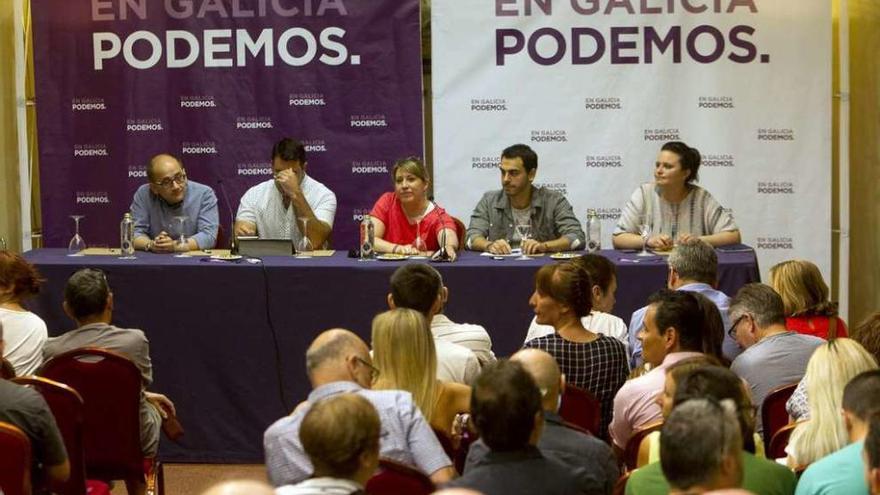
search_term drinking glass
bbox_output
[411,219,428,257]
[515,222,532,260]
[67,215,87,256]
[172,216,189,257]
[295,217,314,258]
[637,215,652,257]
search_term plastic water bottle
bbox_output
[120,213,136,259]
[586,209,601,253]
[360,214,375,260]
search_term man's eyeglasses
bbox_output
[154,172,187,188]
[354,356,380,381]
[728,314,750,338]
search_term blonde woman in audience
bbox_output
[770,259,847,340]
[786,338,878,467]
[372,308,470,435]
[0,251,48,376]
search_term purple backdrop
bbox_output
[32,0,424,249]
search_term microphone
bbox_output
[433,204,451,262]
[216,178,237,253]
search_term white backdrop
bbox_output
[432,0,831,281]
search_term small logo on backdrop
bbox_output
[757,181,795,194]
[585,155,623,168]
[756,236,794,250]
[236,117,273,130]
[237,162,273,176]
[584,97,622,110]
[470,98,508,112]
[181,141,218,155]
[644,128,680,141]
[472,156,498,170]
[531,130,567,143]
[126,118,164,132]
[698,96,734,109]
[180,96,216,108]
[351,160,389,174]
[586,207,622,221]
[302,139,327,153]
[352,208,371,223]
[536,182,567,196]
[757,128,795,141]
[127,164,148,178]
[289,93,327,107]
[350,114,388,128]
[702,154,735,168]
[73,144,108,157]
[75,191,110,204]
[71,97,106,111]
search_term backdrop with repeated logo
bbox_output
[432,0,831,280]
[32,0,424,249]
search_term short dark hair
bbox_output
[535,263,592,318]
[501,144,538,173]
[64,269,110,320]
[271,138,306,164]
[389,264,442,316]
[300,393,380,478]
[692,292,726,362]
[854,312,880,364]
[730,283,787,328]
[866,411,880,469]
[570,254,616,294]
[661,141,701,183]
[843,370,880,420]
[647,290,704,352]
[471,360,542,451]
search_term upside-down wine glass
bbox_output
[637,214,652,257]
[67,215,87,256]
[411,218,428,257]
[172,216,189,257]
[295,217,314,258]
[515,222,532,261]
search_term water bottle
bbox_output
[360,214,375,260]
[120,213,136,258]
[586,209,601,253]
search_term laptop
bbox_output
[236,237,296,257]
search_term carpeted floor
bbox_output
[109,464,268,495]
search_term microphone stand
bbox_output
[216,178,237,254]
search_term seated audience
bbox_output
[131,153,219,252]
[609,290,706,452]
[628,365,797,495]
[276,394,380,495]
[466,144,585,255]
[522,262,628,437]
[865,410,880,495]
[201,481,275,495]
[524,253,628,351]
[465,349,619,493]
[389,264,491,372]
[729,283,824,434]
[0,320,70,492]
[0,251,47,375]
[372,308,471,435]
[370,157,458,258]
[445,360,592,494]
[42,268,175,457]
[796,370,880,494]
[263,328,453,486]
[787,339,878,466]
[770,259,848,339]
[853,312,880,362]
[628,239,739,366]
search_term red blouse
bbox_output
[370,192,456,251]
[785,315,848,340]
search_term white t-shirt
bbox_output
[524,311,629,354]
[0,308,48,376]
[435,339,480,386]
[235,175,337,245]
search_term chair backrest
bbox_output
[40,348,144,482]
[559,384,602,437]
[13,376,88,495]
[767,422,799,461]
[0,421,33,495]
[761,383,798,446]
[1,357,16,379]
[365,458,435,495]
[623,421,664,471]
[452,216,467,245]
[612,471,631,495]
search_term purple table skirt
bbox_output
[23,247,759,462]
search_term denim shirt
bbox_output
[465,186,585,250]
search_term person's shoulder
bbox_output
[187,180,213,193]
[304,174,336,197]
[435,339,476,358]
[264,410,303,440]
[0,379,43,405]
[476,189,504,204]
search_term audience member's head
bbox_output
[656,355,722,419]
[530,263,592,328]
[864,411,880,495]
[305,329,377,390]
[661,399,743,493]
[471,360,543,452]
[693,291,726,362]
[200,480,274,495]
[371,308,438,422]
[639,290,705,366]
[853,312,880,364]
[569,253,618,313]
[299,393,381,484]
[843,370,880,439]
[63,268,112,322]
[388,264,445,318]
[728,283,787,348]
[769,259,837,318]
[0,251,43,304]
[667,239,717,288]
[510,348,564,413]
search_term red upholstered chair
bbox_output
[40,348,164,495]
[1,357,16,379]
[761,383,799,447]
[0,421,32,495]
[365,458,435,495]
[767,422,799,461]
[559,384,602,437]
[623,421,664,471]
[452,216,467,246]
[12,376,110,495]
[612,471,632,495]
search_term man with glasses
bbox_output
[131,153,219,252]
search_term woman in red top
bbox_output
[369,157,459,260]
[770,259,847,339]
